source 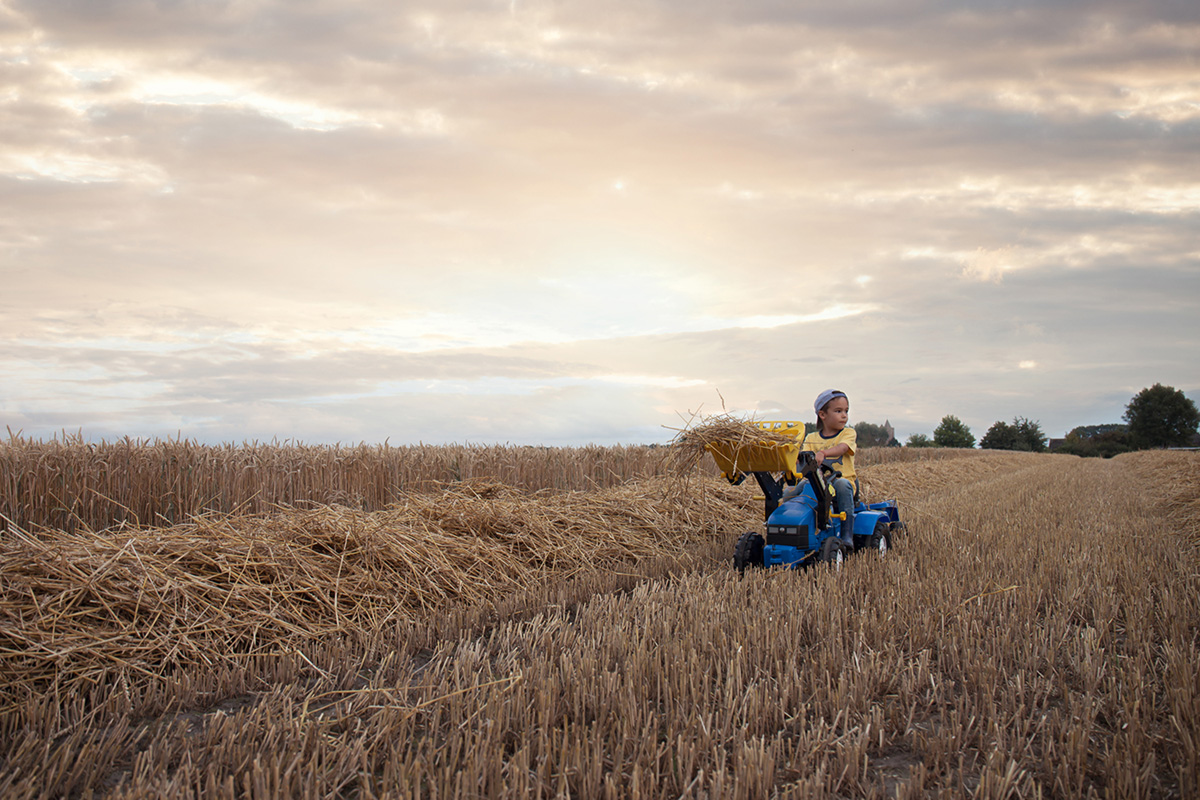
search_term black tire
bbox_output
[867,519,891,557]
[733,531,765,574]
[818,536,844,568]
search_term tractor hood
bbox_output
[768,491,818,527]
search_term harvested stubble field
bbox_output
[1,446,1197,798]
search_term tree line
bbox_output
[893,383,1199,457]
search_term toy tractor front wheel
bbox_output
[867,519,890,557]
[818,536,844,569]
[733,531,765,574]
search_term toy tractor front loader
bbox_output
[705,421,905,573]
[705,420,808,521]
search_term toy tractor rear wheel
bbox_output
[868,519,890,557]
[818,536,844,569]
[733,531,765,574]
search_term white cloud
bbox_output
[6,152,167,184]
[961,247,1014,283]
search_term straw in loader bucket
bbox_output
[705,420,805,483]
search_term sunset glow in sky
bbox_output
[2,0,1198,445]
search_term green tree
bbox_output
[933,415,975,448]
[854,422,896,447]
[1013,417,1047,451]
[1123,383,1200,448]
[980,420,1017,450]
[1058,428,1136,458]
[981,417,1046,451]
[905,433,934,448]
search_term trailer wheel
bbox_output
[868,519,890,557]
[818,536,844,569]
[733,531,765,575]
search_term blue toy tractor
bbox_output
[705,421,905,572]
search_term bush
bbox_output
[980,417,1047,452]
[1057,428,1137,458]
[1066,423,1127,440]
[1057,424,1136,458]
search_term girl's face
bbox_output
[819,397,849,432]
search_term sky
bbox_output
[2,0,1198,446]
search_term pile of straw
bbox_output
[0,477,754,712]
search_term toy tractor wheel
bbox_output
[733,531,765,574]
[867,519,890,557]
[818,536,844,569]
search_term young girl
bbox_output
[803,389,858,546]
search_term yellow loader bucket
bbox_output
[705,420,806,482]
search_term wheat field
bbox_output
[1,446,1197,798]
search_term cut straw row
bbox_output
[0,476,756,716]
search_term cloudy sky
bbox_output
[2,0,1197,446]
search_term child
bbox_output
[804,389,858,546]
